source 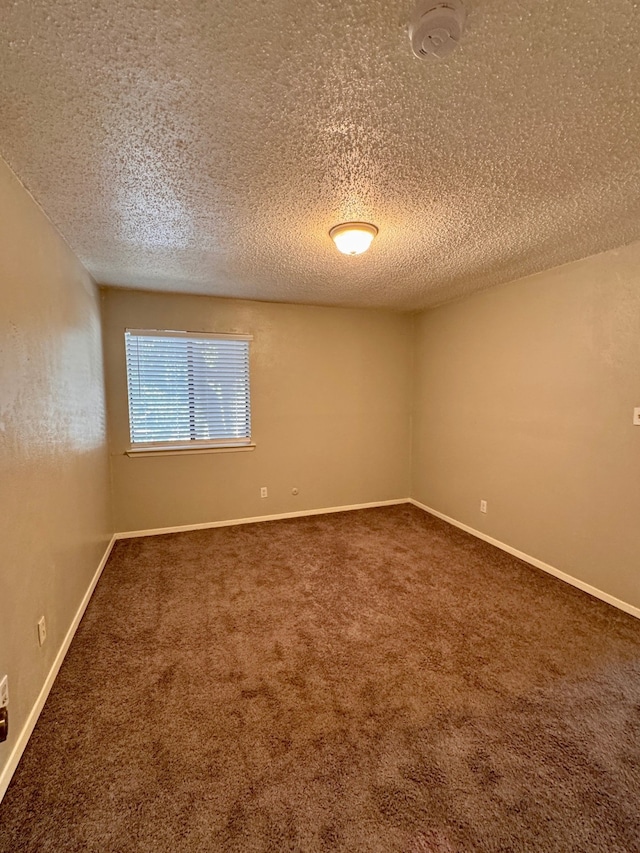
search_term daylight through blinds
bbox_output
[125,331,251,446]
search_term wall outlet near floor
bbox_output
[260,486,268,498]
[0,675,8,709]
[634,407,640,425]
[37,615,47,647]
[480,500,487,513]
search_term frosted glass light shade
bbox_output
[329,222,378,255]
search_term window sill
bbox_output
[125,443,256,458]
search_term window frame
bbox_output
[124,328,254,456]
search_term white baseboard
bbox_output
[409,499,640,620]
[115,498,410,540]
[0,534,117,803]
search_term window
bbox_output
[124,329,252,451]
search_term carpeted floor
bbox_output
[1,505,640,852]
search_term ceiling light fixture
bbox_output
[329,222,378,256]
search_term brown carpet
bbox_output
[1,505,640,852]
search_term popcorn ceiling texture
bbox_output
[1,0,640,310]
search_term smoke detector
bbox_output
[409,0,466,59]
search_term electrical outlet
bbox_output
[37,616,47,647]
[634,407,640,426]
[480,500,487,513]
[260,486,268,498]
[0,675,8,709]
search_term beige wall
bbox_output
[412,242,640,609]
[102,289,412,532]
[0,159,112,790]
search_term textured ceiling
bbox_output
[1,0,640,310]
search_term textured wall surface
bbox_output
[412,240,640,609]
[102,289,412,531]
[0,158,112,791]
[1,0,640,309]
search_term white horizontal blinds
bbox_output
[125,331,251,446]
